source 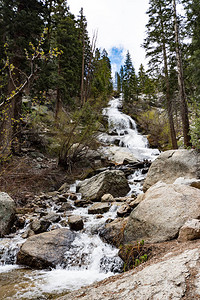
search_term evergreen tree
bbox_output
[0,0,45,157]
[143,0,178,149]
[122,51,138,103]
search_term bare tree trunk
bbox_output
[163,43,178,149]
[158,1,178,149]
[55,59,61,120]
[173,0,191,147]
[80,36,85,106]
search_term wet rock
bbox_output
[100,256,123,273]
[17,228,76,269]
[68,215,84,231]
[178,219,200,242]
[30,218,51,234]
[143,149,200,192]
[101,194,114,202]
[124,182,200,244]
[14,215,26,229]
[74,199,92,207]
[77,170,130,201]
[88,203,110,214]
[58,183,70,192]
[117,204,132,217]
[43,212,61,223]
[99,218,128,247]
[0,192,16,237]
[57,195,68,202]
[58,202,74,212]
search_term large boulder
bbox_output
[124,182,200,244]
[17,228,76,269]
[0,192,16,237]
[143,149,200,192]
[77,170,130,201]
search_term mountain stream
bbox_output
[0,97,159,299]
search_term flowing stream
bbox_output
[0,97,159,299]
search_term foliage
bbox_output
[137,109,171,150]
[58,100,104,171]
[119,240,150,271]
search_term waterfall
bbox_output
[0,97,159,299]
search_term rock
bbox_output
[57,247,200,300]
[58,183,70,193]
[58,202,74,212]
[74,199,92,207]
[88,203,110,214]
[68,215,84,231]
[0,192,16,237]
[30,218,51,234]
[77,170,130,201]
[129,194,144,209]
[143,149,200,192]
[178,219,200,242]
[99,218,128,247]
[17,228,76,269]
[117,204,132,217]
[124,182,200,244]
[174,177,200,189]
[101,194,114,202]
[42,212,61,223]
[101,145,139,164]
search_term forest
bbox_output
[0,0,200,168]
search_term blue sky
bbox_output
[67,0,149,75]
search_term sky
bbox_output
[67,0,150,76]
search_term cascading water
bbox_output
[0,96,160,299]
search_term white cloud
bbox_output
[67,0,149,72]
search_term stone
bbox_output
[17,228,76,269]
[77,170,130,201]
[88,203,110,214]
[143,149,200,192]
[124,182,200,244]
[58,202,73,212]
[74,199,92,207]
[0,192,16,237]
[42,212,61,223]
[174,177,200,189]
[30,218,51,234]
[178,219,200,242]
[99,218,128,247]
[117,204,132,217]
[129,194,144,209]
[68,215,84,231]
[101,194,114,202]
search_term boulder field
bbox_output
[3,149,200,299]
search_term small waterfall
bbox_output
[99,97,159,162]
[0,96,160,299]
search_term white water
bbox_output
[0,97,160,299]
[99,97,159,162]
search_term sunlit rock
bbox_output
[0,192,16,237]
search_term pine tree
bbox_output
[122,51,138,103]
[143,0,178,149]
[172,0,191,147]
[0,0,45,157]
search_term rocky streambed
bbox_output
[3,97,200,299]
[0,97,159,299]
